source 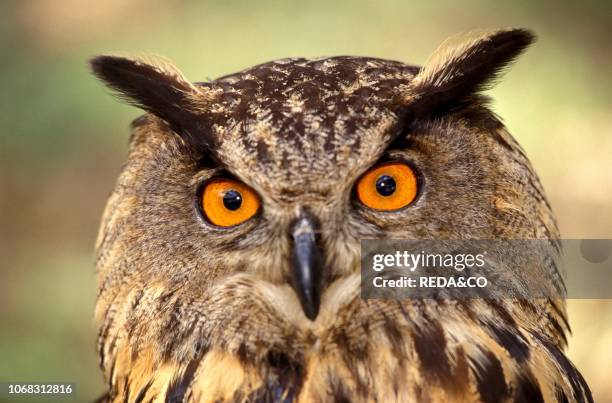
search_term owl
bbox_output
[91,29,592,402]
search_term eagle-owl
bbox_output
[91,29,592,402]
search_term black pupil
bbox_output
[223,190,242,211]
[375,175,396,196]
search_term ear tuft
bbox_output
[407,28,535,115]
[90,55,206,139]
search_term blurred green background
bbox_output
[0,0,611,401]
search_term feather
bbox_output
[406,29,535,115]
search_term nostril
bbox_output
[290,208,320,233]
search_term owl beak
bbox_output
[291,215,322,321]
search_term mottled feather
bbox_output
[91,29,591,403]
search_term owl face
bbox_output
[92,28,557,359]
[89,30,595,403]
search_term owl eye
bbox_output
[355,162,418,211]
[201,178,261,227]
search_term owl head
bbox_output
[90,29,573,401]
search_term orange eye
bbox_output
[201,178,261,227]
[355,162,418,211]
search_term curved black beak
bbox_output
[291,215,322,320]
